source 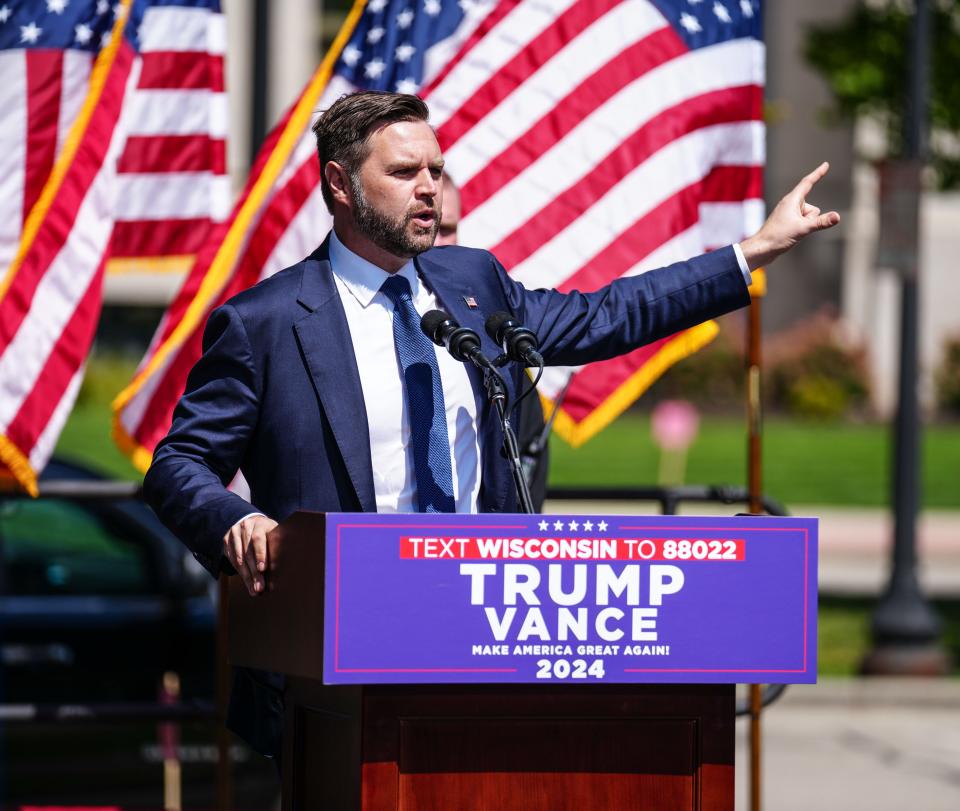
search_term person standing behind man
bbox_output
[435,173,551,510]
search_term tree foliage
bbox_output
[804,0,960,188]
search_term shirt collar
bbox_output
[329,228,419,308]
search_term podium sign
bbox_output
[323,513,817,685]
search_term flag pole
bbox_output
[746,286,764,811]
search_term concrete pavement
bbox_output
[735,679,960,810]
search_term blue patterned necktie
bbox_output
[380,274,456,513]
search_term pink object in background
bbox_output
[651,400,700,451]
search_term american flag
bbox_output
[114,0,764,470]
[0,0,226,494]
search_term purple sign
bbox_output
[323,513,817,685]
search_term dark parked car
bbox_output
[0,458,277,808]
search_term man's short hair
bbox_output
[312,91,430,213]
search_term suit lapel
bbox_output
[294,245,377,513]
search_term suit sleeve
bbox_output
[143,303,261,576]
[490,246,751,366]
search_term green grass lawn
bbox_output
[58,402,960,507]
[548,413,960,508]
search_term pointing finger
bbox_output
[795,161,830,200]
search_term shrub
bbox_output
[766,313,871,420]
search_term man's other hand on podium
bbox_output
[224,514,278,596]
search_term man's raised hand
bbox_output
[740,161,841,272]
[223,514,278,596]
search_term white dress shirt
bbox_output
[328,229,482,513]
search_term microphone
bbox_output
[484,311,544,367]
[420,310,492,368]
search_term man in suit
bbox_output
[144,91,839,757]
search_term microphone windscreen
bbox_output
[420,309,452,344]
[484,311,514,343]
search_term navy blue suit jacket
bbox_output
[143,235,749,754]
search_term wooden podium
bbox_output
[229,512,735,810]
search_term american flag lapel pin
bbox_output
[463,295,479,309]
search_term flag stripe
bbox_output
[555,164,760,294]
[433,0,631,149]
[57,51,94,161]
[138,50,225,91]
[139,4,227,55]
[30,365,85,471]
[420,0,517,97]
[458,26,684,209]
[426,0,580,128]
[488,85,761,270]
[113,172,231,219]
[0,51,27,269]
[0,44,136,353]
[0,55,139,428]
[507,121,764,290]
[7,260,105,450]
[110,217,216,257]
[24,50,64,226]
[457,37,762,239]
[117,133,227,173]
[126,88,228,137]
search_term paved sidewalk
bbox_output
[735,678,960,810]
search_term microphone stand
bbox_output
[479,364,535,514]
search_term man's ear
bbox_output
[325,161,351,208]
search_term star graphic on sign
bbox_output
[395,42,416,62]
[583,520,594,532]
[679,12,702,33]
[397,9,415,29]
[597,520,608,532]
[75,22,93,44]
[395,77,419,94]
[341,44,362,66]
[424,0,441,15]
[688,0,704,5]
[113,2,126,19]
[553,520,564,532]
[47,0,68,14]
[364,58,386,79]
[538,520,549,532]
[96,0,108,14]
[367,0,388,12]
[20,22,42,43]
[568,520,579,531]
[740,0,754,17]
[100,29,111,48]
[367,26,385,44]
[713,2,731,23]
[0,6,12,24]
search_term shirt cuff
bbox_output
[733,243,752,287]
[233,512,266,529]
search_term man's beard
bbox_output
[350,178,440,259]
